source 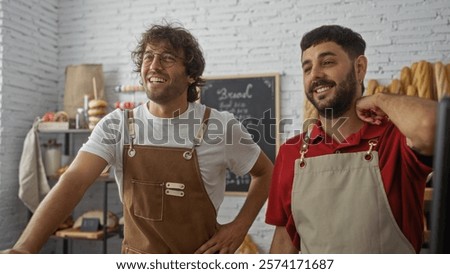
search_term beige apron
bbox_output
[121,108,218,253]
[291,134,415,253]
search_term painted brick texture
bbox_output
[0,0,449,253]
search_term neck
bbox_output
[148,100,189,118]
[319,107,364,142]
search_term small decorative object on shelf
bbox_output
[42,139,62,177]
[75,108,88,129]
[114,84,144,93]
[114,101,135,110]
[38,110,70,131]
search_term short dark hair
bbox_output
[300,25,366,93]
[300,25,366,60]
[131,23,205,102]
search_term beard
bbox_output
[143,78,186,105]
[145,88,184,104]
[306,67,358,119]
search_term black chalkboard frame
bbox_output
[200,73,281,195]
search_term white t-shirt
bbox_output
[80,102,260,211]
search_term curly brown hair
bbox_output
[131,23,205,102]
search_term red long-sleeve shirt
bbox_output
[266,120,432,253]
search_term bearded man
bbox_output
[266,25,437,254]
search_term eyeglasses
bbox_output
[143,51,182,69]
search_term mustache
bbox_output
[309,79,336,93]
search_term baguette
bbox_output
[303,99,318,133]
[375,85,387,94]
[365,79,378,96]
[400,66,412,92]
[446,63,450,94]
[416,61,434,100]
[406,85,418,97]
[389,79,402,94]
[304,99,317,120]
[434,62,449,100]
[411,62,419,87]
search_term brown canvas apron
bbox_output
[121,108,219,253]
[291,134,415,253]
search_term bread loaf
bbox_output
[406,85,418,97]
[303,99,318,133]
[400,66,412,92]
[389,79,402,94]
[430,63,437,100]
[304,99,317,120]
[415,61,435,100]
[365,79,378,96]
[375,85,387,94]
[434,62,449,100]
[366,61,448,100]
[235,234,259,254]
[411,62,419,87]
[446,63,450,95]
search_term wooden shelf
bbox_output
[55,227,118,240]
[39,128,91,134]
[39,127,116,253]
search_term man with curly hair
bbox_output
[4,23,272,254]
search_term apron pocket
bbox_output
[122,244,145,254]
[131,179,164,221]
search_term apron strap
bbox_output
[299,128,312,168]
[126,109,136,157]
[123,109,133,144]
[125,106,212,160]
[193,107,211,147]
[183,107,211,160]
[298,126,379,166]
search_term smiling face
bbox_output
[301,41,363,119]
[141,42,194,105]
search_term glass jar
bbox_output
[43,139,62,176]
[76,107,87,129]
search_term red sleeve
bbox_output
[265,135,303,249]
[265,143,289,226]
[265,136,300,218]
[377,122,432,252]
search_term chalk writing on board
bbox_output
[201,74,280,192]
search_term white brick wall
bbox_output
[1,0,449,253]
[0,0,59,252]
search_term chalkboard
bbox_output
[201,73,280,193]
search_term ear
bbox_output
[188,76,195,85]
[355,55,368,83]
